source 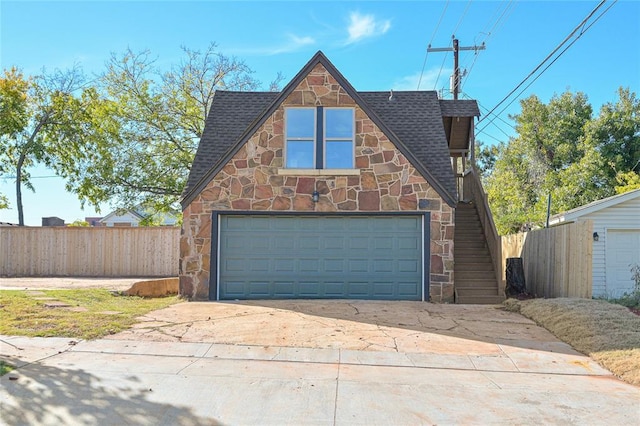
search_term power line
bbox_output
[452,0,473,35]
[1,175,59,180]
[433,48,450,91]
[417,0,450,90]
[480,131,506,145]
[477,0,610,129]
[462,92,516,138]
[477,0,616,136]
[460,0,517,91]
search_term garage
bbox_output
[212,214,428,301]
[606,229,640,297]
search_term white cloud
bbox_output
[346,12,391,44]
[265,33,315,55]
[284,34,315,50]
[230,33,315,56]
[392,68,453,92]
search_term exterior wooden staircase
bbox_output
[454,167,505,304]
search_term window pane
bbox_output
[286,140,314,168]
[286,109,315,138]
[326,141,354,168]
[325,109,353,139]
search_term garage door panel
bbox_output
[274,259,294,272]
[398,260,420,273]
[606,230,640,297]
[349,259,369,273]
[248,282,270,296]
[398,236,420,250]
[397,217,421,230]
[398,282,420,296]
[224,258,245,272]
[299,282,321,295]
[324,259,345,272]
[299,237,320,250]
[218,215,424,300]
[349,237,369,250]
[373,260,393,273]
[325,282,344,296]
[224,281,245,296]
[373,283,395,296]
[373,237,393,250]
[273,282,295,296]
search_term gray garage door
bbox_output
[217,215,424,300]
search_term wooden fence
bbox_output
[501,220,593,298]
[0,227,180,277]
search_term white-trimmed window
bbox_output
[285,107,354,169]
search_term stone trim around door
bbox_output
[209,210,430,301]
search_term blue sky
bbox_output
[1,0,638,225]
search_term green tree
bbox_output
[585,87,640,188]
[0,66,98,225]
[474,139,500,180]
[64,43,276,213]
[0,67,30,210]
[485,91,595,234]
[486,88,640,234]
[615,171,640,194]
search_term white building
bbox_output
[549,189,640,298]
[98,208,179,227]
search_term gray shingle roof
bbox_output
[360,91,456,203]
[181,51,480,209]
[439,99,481,117]
[183,91,278,199]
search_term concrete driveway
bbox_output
[2,300,639,425]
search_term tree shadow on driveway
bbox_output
[1,354,218,426]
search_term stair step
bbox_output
[455,217,481,223]
[455,241,487,249]
[454,262,495,270]
[456,218,481,223]
[455,202,502,305]
[456,270,496,280]
[455,239,486,245]
[456,257,492,263]
[455,280,499,289]
[455,247,490,253]
[455,230,483,235]
[455,287,500,296]
[455,246,490,252]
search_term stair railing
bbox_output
[461,166,503,294]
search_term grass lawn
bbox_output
[0,289,181,340]
[0,360,13,376]
[505,297,640,386]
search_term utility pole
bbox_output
[428,36,486,99]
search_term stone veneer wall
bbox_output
[181,64,455,302]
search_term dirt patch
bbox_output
[505,298,640,386]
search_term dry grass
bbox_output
[0,289,181,340]
[505,298,640,386]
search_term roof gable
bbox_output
[182,51,473,208]
[99,209,145,224]
[550,189,640,223]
